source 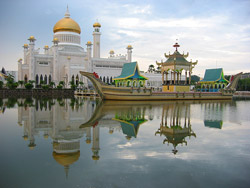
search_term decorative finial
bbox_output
[173,39,180,51]
[65,5,70,18]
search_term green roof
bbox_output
[165,51,190,65]
[114,62,148,80]
[200,68,229,83]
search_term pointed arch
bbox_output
[72,75,75,84]
[49,75,52,83]
[103,76,106,83]
[24,74,28,83]
[107,76,109,84]
[44,75,48,84]
[76,74,79,86]
[35,75,39,85]
[40,75,43,84]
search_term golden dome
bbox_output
[92,155,100,161]
[109,50,114,54]
[53,17,81,34]
[44,45,49,49]
[93,22,101,28]
[23,135,28,141]
[53,151,80,166]
[86,139,91,144]
[23,44,28,47]
[87,41,92,45]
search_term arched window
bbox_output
[222,84,225,88]
[100,76,102,81]
[36,75,39,85]
[40,75,43,84]
[49,75,52,83]
[127,81,131,87]
[103,76,106,83]
[44,75,47,84]
[76,74,79,86]
[110,77,113,84]
[24,75,28,83]
[72,75,75,84]
[218,84,221,89]
[107,76,109,84]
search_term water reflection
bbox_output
[5,98,238,177]
[155,102,196,154]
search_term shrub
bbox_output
[57,84,63,89]
[25,83,34,90]
[42,85,49,90]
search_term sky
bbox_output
[0,0,249,76]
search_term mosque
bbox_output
[18,7,133,87]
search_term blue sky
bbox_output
[0,0,249,75]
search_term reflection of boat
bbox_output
[80,71,241,101]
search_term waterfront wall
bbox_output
[0,89,74,98]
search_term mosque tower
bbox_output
[93,22,101,58]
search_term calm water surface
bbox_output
[0,98,250,188]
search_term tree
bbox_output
[0,81,3,89]
[6,76,18,89]
[49,81,55,88]
[148,64,155,73]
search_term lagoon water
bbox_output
[0,97,250,188]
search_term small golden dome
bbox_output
[92,155,100,161]
[127,45,133,49]
[53,151,80,166]
[87,41,92,45]
[109,50,114,54]
[109,129,114,134]
[23,135,28,141]
[86,139,91,144]
[28,143,36,150]
[93,22,101,28]
[44,45,49,49]
[29,36,35,40]
[43,134,49,139]
[53,17,81,34]
[23,44,28,47]
[53,37,58,41]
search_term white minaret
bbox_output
[127,45,133,62]
[92,22,101,58]
[52,38,59,85]
[17,58,23,81]
[28,36,36,81]
[86,41,93,72]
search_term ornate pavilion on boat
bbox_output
[199,68,229,92]
[156,42,198,92]
[113,62,148,87]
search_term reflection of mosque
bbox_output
[155,103,196,154]
[18,98,106,177]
